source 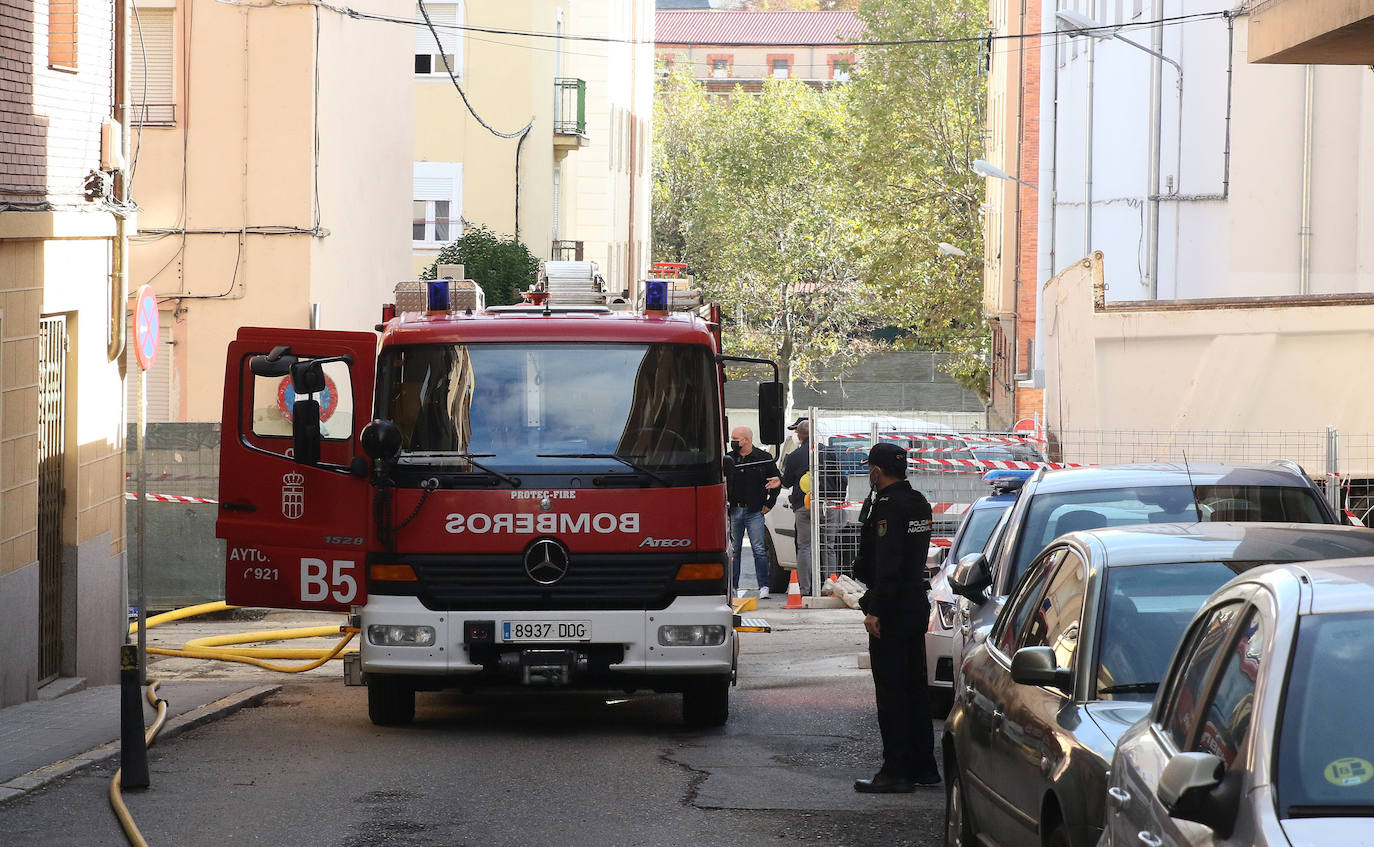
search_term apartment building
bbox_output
[0,0,129,704]
[126,0,413,424]
[655,9,863,93]
[412,0,654,299]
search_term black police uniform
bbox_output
[853,475,939,784]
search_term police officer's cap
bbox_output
[862,441,908,476]
[787,416,808,430]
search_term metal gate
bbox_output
[38,315,67,684]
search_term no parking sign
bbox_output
[133,285,158,371]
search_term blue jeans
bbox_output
[729,506,770,591]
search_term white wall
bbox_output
[1037,3,1374,381]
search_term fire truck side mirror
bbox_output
[293,399,322,465]
[757,382,785,445]
[249,346,296,378]
[290,360,328,395]
[361,419,402,462]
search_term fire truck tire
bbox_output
[367,677,415,726]
[682,676,730,728]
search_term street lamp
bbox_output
[972,159,1037,191]
[1056,9,1181,300]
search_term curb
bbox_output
[0,684,281,805]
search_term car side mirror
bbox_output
[949,553,991,603]
[1010,646,1072,691]
[1157,752,1240,838]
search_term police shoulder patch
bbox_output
[876,519,888,536]
[908,519,932,534]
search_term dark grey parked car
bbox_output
[947,462,1344,699]
[943,523,1374,847]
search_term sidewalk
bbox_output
[0,680,280,804]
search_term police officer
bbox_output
[852,440,940,793]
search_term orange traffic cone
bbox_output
[784,570,803,610]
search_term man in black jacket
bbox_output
[726,426,781,597]
[852,440,940,793]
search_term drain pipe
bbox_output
[1145,0,1163,299]
[1084,33,1095,256]
[1299,64,1315,295]
[109,0,132,363]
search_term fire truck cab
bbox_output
[216,278,783,727]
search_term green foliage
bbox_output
[420,225,539,306]
[847,0,990,397]
[652,0,992,404]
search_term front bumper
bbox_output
[359,594,735,687]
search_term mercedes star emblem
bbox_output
[524,539,570,585]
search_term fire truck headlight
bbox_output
[657,625,726,647]
[367,625,436,647]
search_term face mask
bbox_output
[730,440,741,452]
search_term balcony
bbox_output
[1250,0,1374,64]
[553,78,589,150]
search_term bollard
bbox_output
[119,644,151,789]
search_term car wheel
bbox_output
[929,686,954,719]
[682,676,730,728]
[945,767,976,847]
[367,677,415,726]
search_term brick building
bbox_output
[0,0,131,704]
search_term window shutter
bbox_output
[414,175,452,202]
[131,7,174,124]
[126,324,173,423]
[414,3,461,61]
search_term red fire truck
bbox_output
[216,277,783,727]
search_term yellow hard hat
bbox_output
[799,471,812,495]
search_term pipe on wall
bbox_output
[1300,64,1315,295]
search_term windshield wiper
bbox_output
[537,453,670,486]
[1097,682,1160,695]
[398,452,521,488]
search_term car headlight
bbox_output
[367,624,436,647]
[658,625,727,647]
[935,601,957,631]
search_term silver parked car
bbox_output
[1101,556,1374,847]
[944,523,1374,847]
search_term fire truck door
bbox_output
[217,327,376,611]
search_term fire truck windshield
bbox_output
[377,342,721,477]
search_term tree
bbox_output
[846,0,990,396]
[653,71,895,418]
[420,224,539,306]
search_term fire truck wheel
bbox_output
[682,676,730,728]
[367,677,415,726]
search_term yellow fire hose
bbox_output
[111,602,357,844]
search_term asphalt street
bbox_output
[0,605,947,847]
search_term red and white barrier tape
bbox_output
[125,492,219,504]
[125,473,218,482]
[907,457,1084,472]
[829,432,1045,445]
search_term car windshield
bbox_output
[1278,612,1374,817]
[1094,563,1248,701]
[971,444,1045,462]
[376,342,721,475]
[951,503,1011,561]
[1010,484,1327,585]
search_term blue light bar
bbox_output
[426,279,450,312]
[644,279,668,312]
[983,469,1033,492]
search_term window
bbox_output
[1160,602,1244,750]
[993,547,1065,656]
[131,6,175,125]
[412,162,462,247]
[250,359,356,443]
[830,56,853,81]
[1020,550,1087,672]
[49,0,78,70]
[1195,609,1265,769]
[712,59,729,79]
[772,58,790,79]
[415,1,463,77]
